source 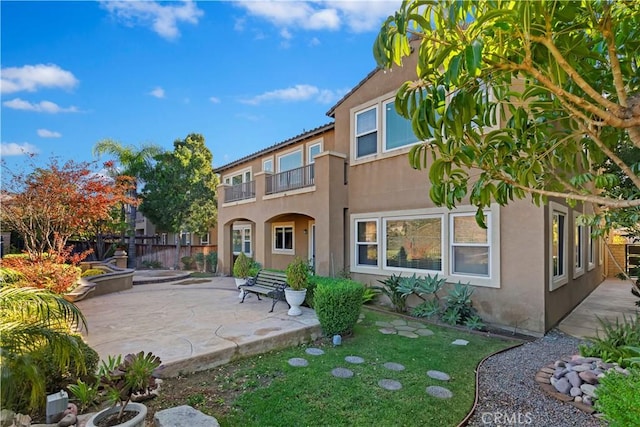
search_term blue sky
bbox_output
[1,0,401,173]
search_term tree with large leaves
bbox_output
[374,0,640,230]
[140,133,218,269]
[93,140,164,268]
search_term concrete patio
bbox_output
[76,275,321,378]
[558,278,639,338]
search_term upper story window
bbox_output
[224,167,252,185]
[263,158,273,172]
[200,233,210,245]
[278,150,302,172]
[384,99,418,152]
[308,142,322,164]
[355,107,378,158]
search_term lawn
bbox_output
[146,308,519,426]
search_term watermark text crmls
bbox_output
[481,411,534,425]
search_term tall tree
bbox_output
[140,133,218,269]
[374,0,640,229]
[93,140,164,268]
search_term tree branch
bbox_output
[600,4,627,106]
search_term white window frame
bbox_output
[263,157,274,173]
[161,233,168,245]
[573,211,585,278]
[200,233,210,245]
[354,105,378,159]
[599,238,604,266]
[382,214,444,274]
[223,167,252,185]
[273,222,294,254]
[354,218,379,268]
[549,202,569,290]
[307,141,323,164]
[277,149,303,173]
[382,98,419,153]
[450,212,492,278]
[232,224,252,256]
[587,226,596,271]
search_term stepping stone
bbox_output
[395,325,417,332]
[378,379,402,391]
[426,385,453,399]
[331,368,354,378]
[407,321,425,328]
[427,370,451,381]
[306,348,325,356]
[375,321,394,328]
[397,330,419,338]
[379,328,396,335]
[345,356,365,364]
[451,339,469,346]
[383,362,405,371]
[415,329,434,336]
[391,319,408,326]
[288,358,309,367]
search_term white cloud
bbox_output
[280,28,292,40]
[0,142,39,156]
[1,64,78,94]
[309,37,321,46]
[101,0,203,40]
[37,129,62,138]
[235,0,399,33]
[3,98,80,113]
[149,87,165,98]
[241,84,346,105]
[209,96,221,104]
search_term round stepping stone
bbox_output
[397,330,419,338]
[375,321,394,328]
[426,385,453,399]
[288,358,308,367]
[306,348,325,356]
[345,356,365,364]
[415,328,434,336]
[395,325,417,332]
[379,328,396,335]
[391,319,408,326]
[331,367,354,378]
[378,379,402,391]
[427,370,451,381]
[383,362,405,371]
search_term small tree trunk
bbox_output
[174,239,181,270]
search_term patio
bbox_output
[76,275,321,378]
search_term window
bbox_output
[574,212,584,278]
[278,150,302,172]
[384,99,417,151]
[273,224,294,253]
[308,143,322,164]
[225,168,252,185]
[179,231,190,245]
[161,233,168,245]
[587,226,595,271]
[451,213,490,276]
[550,203,568,290]
[263,158,273,172]
[233,225,251,256]
[356,220,378,266]
[355,107,378,158]
[200,233,210,245]
[599,238,604,265]
[385,217,442,271]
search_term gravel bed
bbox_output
[466,329,604,427]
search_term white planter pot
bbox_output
[285,288,307,316]
[235,277,247,298]
[87,402,147,427]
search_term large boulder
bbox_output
[154,405,219,427]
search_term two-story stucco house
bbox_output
[216,47,603,336]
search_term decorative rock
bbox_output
[426,385,453,399]
[415,329,434,336]
[553,367,568,379]
[579,370,599,385]
[395,325,417,332]
[554,360,566,368]
[570,387,582,397]
[583,396,593,406]
[580,383,597,398]
[1,409,15,427]
[378,379,402,391]
[553,377,571,395]
[64,403,78,416]
[154,405,220,427]
[57,413,76,427]
[427,370,451,381]
[566,371,582,388]
[451,339,469,346]
[305,348,325,356]
[383,362,405,371]
[407,321,425,328]
[397,330,419,338]
[614,366,630,375]
[597,373,606,379]
[574,396,583,403]
[379,328,396,335]
[288,357,309,367]
[550,376,558,386]
[345,356,365,364]
[572,364,591,372]
[331,367,354,378]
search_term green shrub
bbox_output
[286,256,310,290]
[373,274,407,312]
[314,279,364,336]
[307,276,337,308]
[579,314,640,368]
[595,368,640,427]
[181,256,195,270]
[233,253,251,278]
[81,268,105,277]
[206,252,218,273]
[141,259,163,269]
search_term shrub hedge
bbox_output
[313,279,364,337]
[595,368,640,427]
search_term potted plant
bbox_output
[233,253,251,286]
[285,256,309,316]
[87,352,162,427]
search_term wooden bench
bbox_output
[238,270,290,312]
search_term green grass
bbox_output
[218,309,519,427]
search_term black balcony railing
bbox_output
[266,164,315,195]
[224,181,256,203]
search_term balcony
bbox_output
[224,181,256,203]
[266,164,315,195]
